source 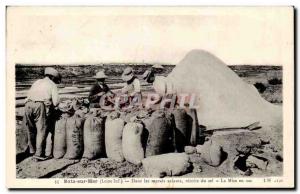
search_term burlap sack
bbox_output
[64,113,85,159]
[53,114,70,159]
[145,110,174,157]
[196,139,224,167]
[105,112,125,162]
[82,113,105,160]
[172,109,191,152]
[122,122,144,165]
[185,108,202,145]
[142,153,191,177]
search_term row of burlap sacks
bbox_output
[51,99,201,162]
[48,98,227,177]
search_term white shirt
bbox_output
[26,77,59,106]
[121,78,141,95]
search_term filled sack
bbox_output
[64,112,85,159]
[122,122,144,165]
[138,110,153,151]
[142,153,191,177]
[185,108,202,145]
[172,109,191,152]
[196,139,225,167]
[105,112,125,162]
[82,110,105,159]
[145,110,174,157]
[53,114,70,158]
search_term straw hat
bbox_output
[152,64,164,69]
[93,71,108,79]
[122,67,134,81]
[45,67,60,78]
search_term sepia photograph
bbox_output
[6,6,294,188]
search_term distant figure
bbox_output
[23,67,61,161]
[121,67,141,103]
[89,71,114,108]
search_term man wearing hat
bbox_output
[23,67,61,160]
[142,67,177,109]
[142,68,175,96]
[121,67,141,105]
[88,70,114,108]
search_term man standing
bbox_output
[23,67,61,161]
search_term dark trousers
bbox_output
[23,101,47,157]
[45,106,56,157]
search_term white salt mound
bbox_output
[168,49,282,129]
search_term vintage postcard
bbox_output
[6,6,294,188]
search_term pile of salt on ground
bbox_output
[168,50,282,129]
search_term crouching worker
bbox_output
[23,67,61,161]
[88,71,115,109]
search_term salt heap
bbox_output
[168,50,282,129]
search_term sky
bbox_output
[7,6,293,66]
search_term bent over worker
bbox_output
[142,68,175,103]
[121,67,141,95]
[23,67,61,160]
[88,70,114,108]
